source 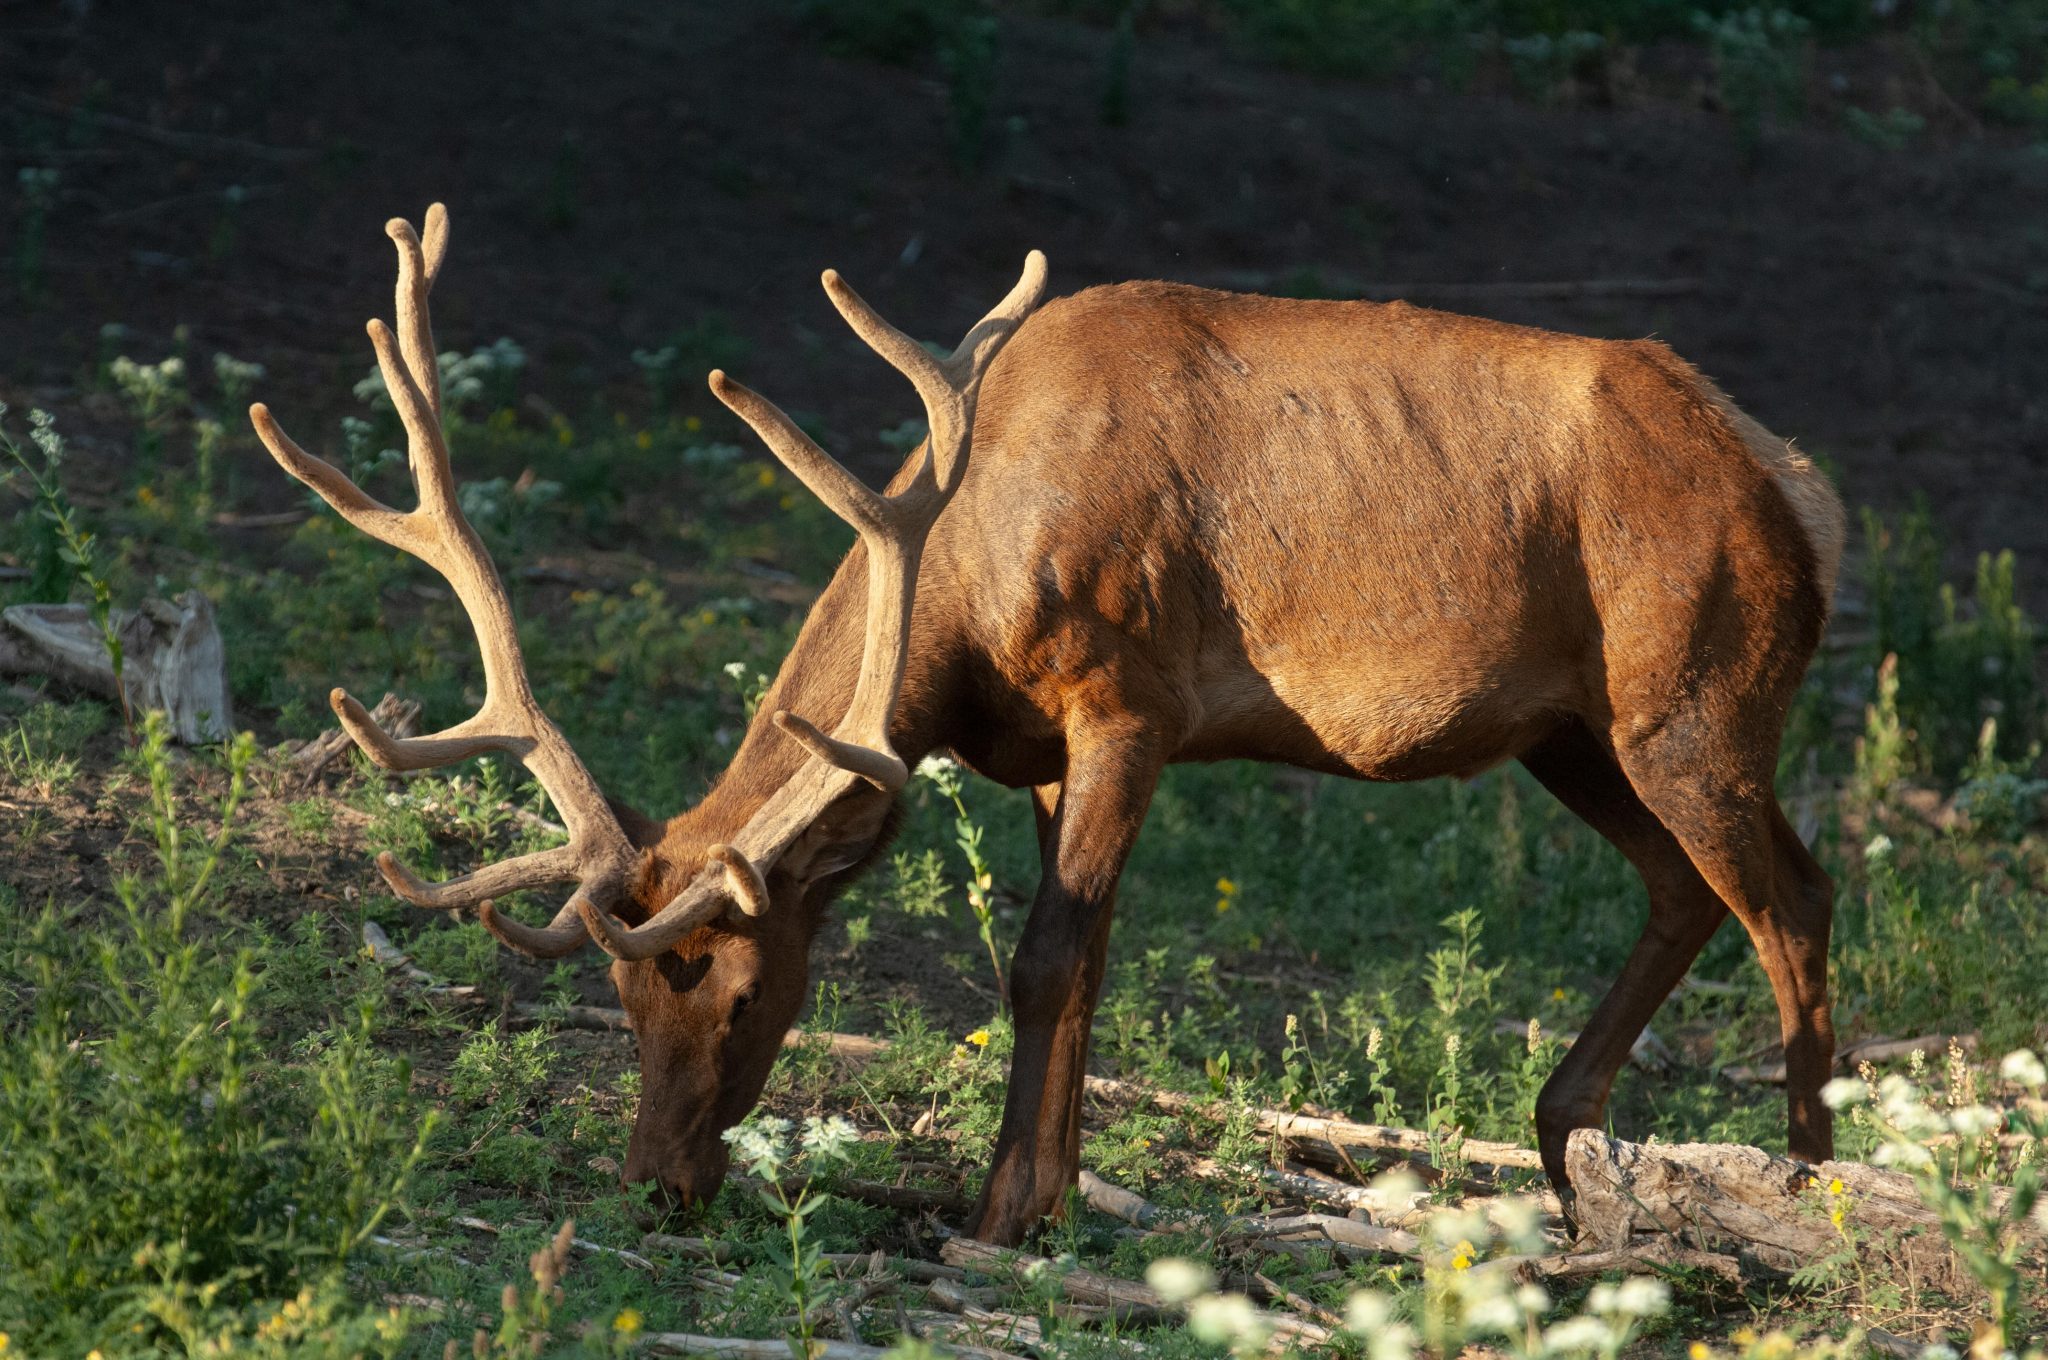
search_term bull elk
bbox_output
[255,206,1846,1245]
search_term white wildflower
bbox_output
[722,661,750,680]
[1463,1292,1524,1335]
[1820,1076,1869,1109]
[1541,1314,1614,1353]
[1998,1049,2046,1089]
[1863,832,1893,861]
[915,754,960,781]
[1143,1257,1214,1306]
[1187,1293,1266,1349]
[721,1115,792,1177]
[1343,1291,1418,1360]
[1609,1276,1669,1318]
[1947,1105,2002,1138]
[800,1114,859,1162]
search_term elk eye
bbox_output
[730,983,761,1021]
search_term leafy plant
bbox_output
[722,1113,864,1358]
[1,405,130,732]
[0,714,433,1354]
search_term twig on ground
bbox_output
[942,1237,1167,1324]
[1252,1271,1344,1328]
[1082,1074,1544,1170]
[639,1335,888,1359]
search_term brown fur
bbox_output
[615,284,1845,1245]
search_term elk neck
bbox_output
[651,535,967,867]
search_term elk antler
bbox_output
[251,206,635,959]
[574,250,1049,961]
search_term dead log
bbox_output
[941,1238,1167,1323]
[1479,1241,1744,1285]
[1244,1212,1420,1257]
[1563,1129,2028,1294]
[640,1335,887,1359]
[1082,1074,1544,1170]
[0,592,231,742]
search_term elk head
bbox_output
[252,205,1044,1212]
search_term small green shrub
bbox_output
[0,714,433,1356]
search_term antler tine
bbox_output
[578,885,729,961]
[483,895,605,959]
[822,251,1048,493]
[707,371,891,537]
[250,403,420,554]
[771,710,904,791]
[255,205,644,958]
[387,218,442,419]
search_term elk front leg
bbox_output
[969,730,1162,1245]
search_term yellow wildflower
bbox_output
[1215,877,1237,914]
[636,430,653,450]
[613,1308,644,1336]
[756,466,776,488]
[966,1029,991,1048]
[1826,1176,1844,1196]
[1689,1344,1711,1360]
[1450,1239,1475,1270]
[1,1332,11,1354]
[684,415,703,432]
[556,425,574,446]
[137,485,158,507]
[1733,1327,1758,1345]
[1552,987,1567,1001]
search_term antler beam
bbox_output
[252,206,637,957]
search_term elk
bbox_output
[256,206,1846,1247]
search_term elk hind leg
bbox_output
[1613,717,1837,1164]
[1519,718,1729,1199]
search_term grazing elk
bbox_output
[256,206,1845,1246]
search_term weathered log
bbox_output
[640,1335,887,1359]
[1083,1074,1543,1170]
[1244,1212,1421,1258]
[0,592,231,742]
[941,1237,1167,1323]
[1563,1128,2023,1294]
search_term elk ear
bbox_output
[782,790,894,883]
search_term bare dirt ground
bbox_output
[3,1,2045,598]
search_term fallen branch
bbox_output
[448,1213,653,1270]
[941,1237,1167,1323]
[1243,1212,1420,1258]
[11,92,317,162]
[640,1335,887,1359]
[1082,1074,1543,1171]
[1479,1241,1744,1285]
